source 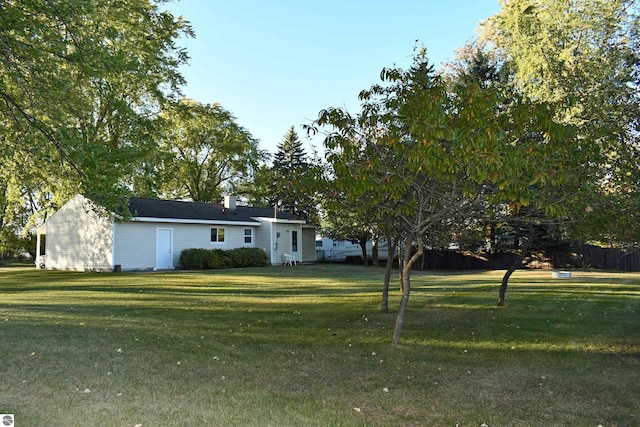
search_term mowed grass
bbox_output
[0,265,638,426]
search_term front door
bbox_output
[156,228,173,270]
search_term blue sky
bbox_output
[167,1,501,156]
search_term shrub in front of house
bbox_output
[179,248,268,270]
[228,247,269,267]
[179,248,209,270]
[204,249,233,269]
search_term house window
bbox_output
[211,227,225,243]
[292,230,298,252]
[244,228,253,244]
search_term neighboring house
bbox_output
[315,236,389,262]
[35,194,316,271]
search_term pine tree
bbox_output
[270,126,317,220]
[273,126,307,174]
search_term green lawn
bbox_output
[1,264,638,426]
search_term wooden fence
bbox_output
[411,245,640,272]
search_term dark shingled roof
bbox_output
[127,197,304,223]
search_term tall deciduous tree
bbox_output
[321,201,375,266]
[320,176,379,267]
[240,162,274,207]
[0,0,192,214]
[482,0,640,243]
[316,54,487,344]
[444,43,573,306]
[476,0,640,302]
[316,39,592,341]
[150,99,263,203]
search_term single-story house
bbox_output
[35,194,316,271]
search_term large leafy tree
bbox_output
[473,0,640,302]
[315,40,592,341]
[314,119,401,306]
[240,161,274,207]
[0,0,192,215]
[320,151,383,267]
[316,54,489,344]
[444,43,583,305]
[482,0,640,244]
[144,99,263,203]
[321,194,377,266]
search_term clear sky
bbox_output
[166,0,501,156]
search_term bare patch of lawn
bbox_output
[0,265,638,426]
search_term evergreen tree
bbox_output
[270,126,318,221]
[273,126,307,175]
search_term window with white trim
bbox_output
[211,227,225,243]
[244,228,253,244]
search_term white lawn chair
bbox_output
[283,254,297,266]
[35,255,46,269]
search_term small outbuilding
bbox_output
[35,194,316,271]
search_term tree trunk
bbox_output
[382,255,393,313]
[393,238,423,345]
[497,263,517,306]
[497,225,534,306]
[392,263,411,345]
[372,236,379,266]
[359,240,368,266]
[381,235,395,313]
[397,240,404,292]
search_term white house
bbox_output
[35,194,316,271]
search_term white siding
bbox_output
[113,221,260,270]
[252,218,315,265]
[264,223,300,265]
[253,221,273,262]
[45,194,113,271]
[272,223,289,265]
[113,222,157,270]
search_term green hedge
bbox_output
[179,248,208,270]
[228,247,269,267]
[205,249,233,269]
[179,247,268,270]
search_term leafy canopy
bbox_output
[0,0,192,212]
[146,99,262,203]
